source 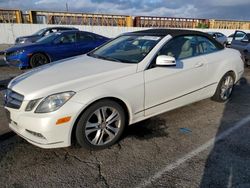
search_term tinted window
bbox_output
[159,36,198,60]
[242,34,250,41]
[217,33,224,38]
[78,33,95,42]
[56,33,76,44]
[36,33,61,43]
[197,36,220,54]
[234,31,246,41]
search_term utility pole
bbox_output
[66,2,69,12]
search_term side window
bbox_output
[57,33,76,44]
[159,36,198,60]
[217,33,223,38]
[44,30,51,36]
[78,33,95,42]
[242,34,250,41]
[197,36,220,54]
[234,31,246,41]
[51,29,58,33]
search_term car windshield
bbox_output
[36,33,61,44]
[88,35,162,63]
[33,28,47,36]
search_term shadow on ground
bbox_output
[124,117,169,140]
[200,78,250,187]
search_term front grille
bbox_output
[4,89,24,109]
[5,51,16,57]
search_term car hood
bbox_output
[5,43,46,53]
[9,55,137,100]
[17,35,39,41]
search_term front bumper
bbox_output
[5,100,85,149]
[5,53,30,68]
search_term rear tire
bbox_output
[245,59,250,67]
[212,72,235,102]
[75,100,126,150]
[30,53,49,68]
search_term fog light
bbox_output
[26,129,46,139]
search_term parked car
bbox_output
[4,30,109,68]
[4,29,244,149]
[226,32,246,47]
[231,30,250,66]
[15,26,78,44]
[207,32,228,46]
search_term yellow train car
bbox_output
[27,10,133,27]
[0,8,22,23]
[209,19,250,30]
[134,16,209,28]
[0,8,250,30]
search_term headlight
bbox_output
[35,91,75,113]
[25,99,41,111]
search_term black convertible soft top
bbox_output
[130,29,224,49]
[131,29,210,37]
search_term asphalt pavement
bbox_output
[1,52,250,187]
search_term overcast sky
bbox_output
[0,0,249,20]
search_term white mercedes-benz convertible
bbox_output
[4,29,244,149]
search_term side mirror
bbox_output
[156,55,176,66]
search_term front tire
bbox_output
[75,100,126,150]
[30,53,49,68]
[212,72,235,102]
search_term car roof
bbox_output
[130,29,212,38]
[53,30,106,37]
[45,26,78,30]
[129,29,224,49]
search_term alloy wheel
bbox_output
[84,106,121,146]
[220,75,234,100]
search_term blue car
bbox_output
[15,26,79,44]
[4,30,109,68]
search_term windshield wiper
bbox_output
[88,53,133,64]
[88,53,121,62]
[100,56,123,63]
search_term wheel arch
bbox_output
[70,96,131,145]
[29,51,52,66]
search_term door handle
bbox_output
[194,62,204,68]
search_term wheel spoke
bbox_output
[86,122,99,129]
[106,125,119,134]
[100,107,107,122]
[97,130,105,145]
[85,127,100,136]
[225,77,230,86]
[106,110,119,125]
[92,129,102,145]
[104,128,115,139]
[95,109,103,123]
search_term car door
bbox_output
[231,31,248,52]
[216,33,227,45]
[50,32,78,60]
[76,32,103,55]
[196,36,226,89]
[144,35,209,116]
